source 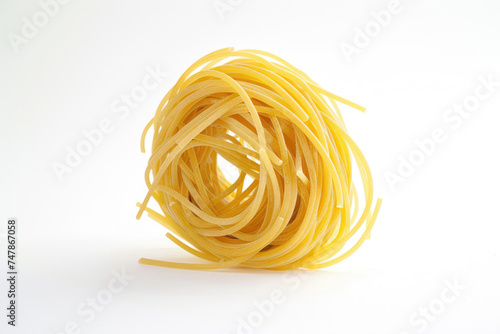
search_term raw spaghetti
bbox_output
[136,48,382,270]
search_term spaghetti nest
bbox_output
[137,48,382,270]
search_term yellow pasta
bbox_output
[136,47,382,270]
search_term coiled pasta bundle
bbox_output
[136,48,382,270]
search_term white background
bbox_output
[1,0,500,333]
